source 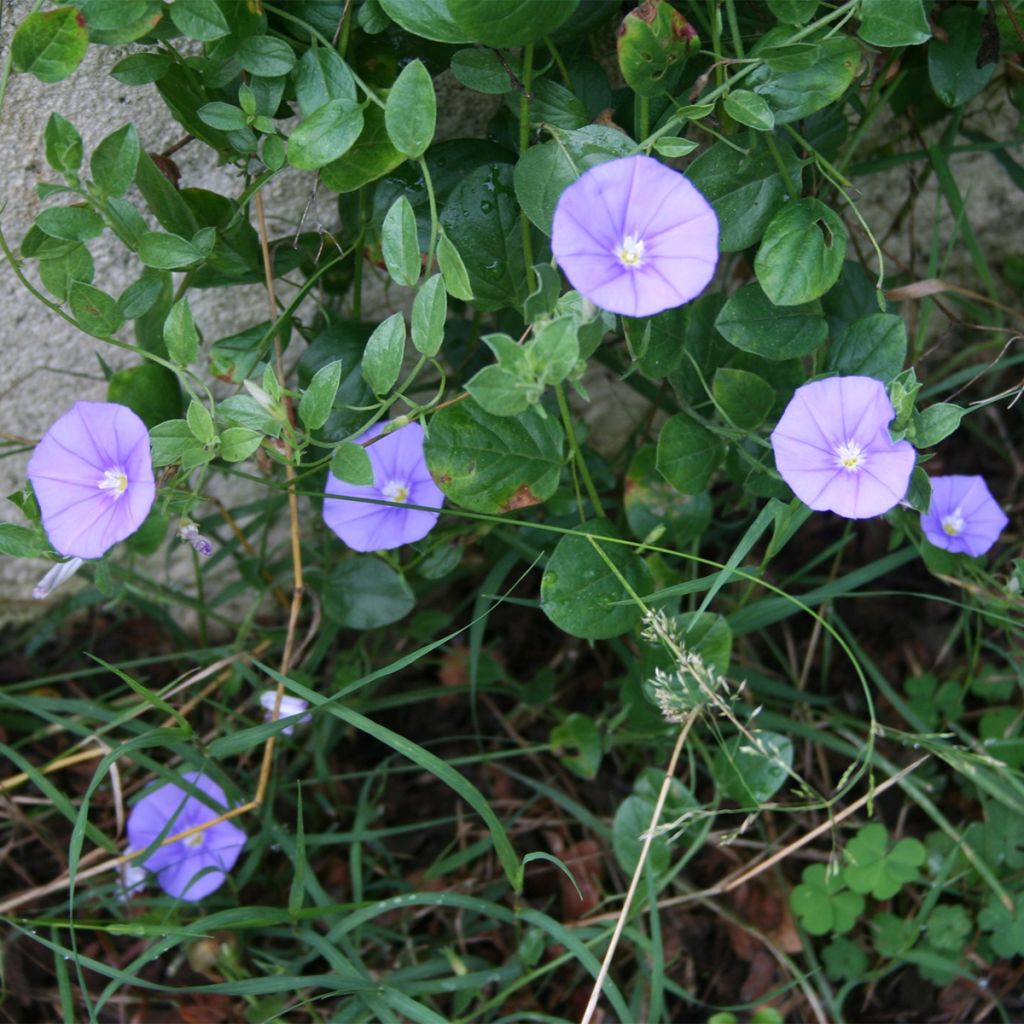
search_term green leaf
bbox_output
[715,282,828,359]
[319,101,405,193]
[928,5,997,108]
[765,0,818,25]
[236,35,297,77]
[613,768,700,876]
[135,151,199,236]
[518,78,588,131]
[381,195,421,287]
[385,60,436,159]
[713,367,774,429]
[287,99,364,171]
[294,44,357,115]
[712,731,793,805]
[911,403,964,448]
[411,274,447,356]
[138,231,204,270]
[857,0,930,47]
[824,312,906,381]
[69,282,123,336]
[513,125,636,235]
[330,441,374,486]
[424,400,563,513]
[321,557,415,628]
[790,863,863,935]
[466,365,532,417]
[219,427,263,462]
[111,52,172,85]
[107,363,182,430]
[168,0,230,41]
[530,315,579,386]
[842,822,926,900]
[91,124,140,199]
[38,244,93,302]
[361,313,405,394]
[44,113,83,175]
[748,35,861,124]
[440,163,528,311]
[656,414,724,494]
[163,297,199,365]
[723,89,775,131]
[82,0,161,45]
[755,199,848,305]
[687,138,803,251]
[12,7,88,83]
[447,0,577,46]
[436,233,474,300]
[822,937,869,984]
[624,446,711,547]
[378,0,472,43]
[150,419,205,468]
[617,0,699,97]
[541,519,652,640]
[550,713,602,780]
[197,101,248,132]
[299,359,343,430]
[652,136,699,158]
[450,48,520,94]
[0,523,51,559]
[186,399,215,444]
[36,206,103,242]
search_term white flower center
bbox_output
[615,233,645,268]
[942,508,965,536]
[98,467,128,497]
[184,831,205,848]
[381,479,410,503]
[834,440,866,472]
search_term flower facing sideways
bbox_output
[27,401,155,559]
[259,690,312,735]
[920,475,1008,557]
[126,771,246,901]
[551,154,719,318]
[771,376,916,519]
[323,420,444,551]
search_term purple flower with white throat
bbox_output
[323,420,444,551]
[771,376,916,519]
[27,401,155,559]
[259,690,311,735]
[551,154,719,318]
[920,475,1008,556]
[126,771,246,901]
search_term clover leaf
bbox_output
[978,898,1024,958]
[842,823,925,899]
[790,863,864,935]
[925,904,972,953]
[822,936,868,982]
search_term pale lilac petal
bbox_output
[323,420,443,551]
[920,475,1007,556]
[27,401,156,558]
[771,376,916,519]
[552,154,719,318]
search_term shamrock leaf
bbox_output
[790,863,864,935]
[842,823,925,899]
[822,936,868,982]
[872,910,917,958]
[925,904,972,954]
[978,898,1024,958]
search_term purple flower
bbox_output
[771,376,916,519]
[259,690,311,735]
[126,771,246,901]
[920,475,1008,557]
[323,420,444,551]
[551,154,719,318]
[178,520,213,557]
[27,401,155,559]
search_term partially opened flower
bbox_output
[259,690,312,735]
[551,154,719,318]
[324,420,444,551]
[126,771,246,901]
[27,401,156,559]
[771,376,915,519]
[920,475,1008,556]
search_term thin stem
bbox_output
[519,42,536,295]
[555,384,605,519]
[580,711,698,1024]
[419,155,439,274]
